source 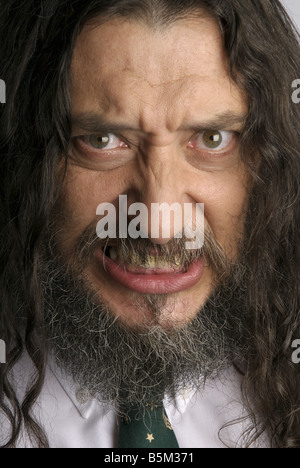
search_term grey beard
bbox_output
[41,248,249,416]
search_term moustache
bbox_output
[74,220,231,281]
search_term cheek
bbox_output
[56,168,119,250]
[204,171,250,257]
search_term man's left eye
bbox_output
[81,133,127,150]
[189,130,234,151]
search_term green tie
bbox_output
[118,404,179,448]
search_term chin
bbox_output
[87,267,212,330]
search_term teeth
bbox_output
[173,254,182,267]
[128,253,140,265]
[109,247,118,261]
[107,248,183,269]
[144,256,157,268]
[153,257,175,269]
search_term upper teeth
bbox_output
[109,247,118,261]
[109,247,182,269]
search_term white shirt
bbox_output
[1,353,268,448]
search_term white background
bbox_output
[281,0,300,32]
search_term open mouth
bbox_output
[95,245,205,294]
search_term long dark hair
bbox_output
[0,0,299,448]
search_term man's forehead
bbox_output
[71,15,227,84]
[70,15,247,134]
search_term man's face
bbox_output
[57,14,249,329]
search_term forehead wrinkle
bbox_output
[122,67,221,92]
[72,16,226,88]
[71,71,246,138]
[95,69,223,117]
[70,17,247,140]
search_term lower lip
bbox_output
[94,249,205,294]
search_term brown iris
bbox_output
[203,130,222,149]
[89,134,110,149]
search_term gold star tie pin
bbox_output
[146,433,155,443]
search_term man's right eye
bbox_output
[79,133,128,150]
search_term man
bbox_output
[0,0,299,448]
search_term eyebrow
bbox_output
[71,111,247,135]
[71,113,140,135]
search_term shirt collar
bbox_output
[47,357,196,421]
[47,358,103,419]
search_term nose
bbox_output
[126,144,195,245]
